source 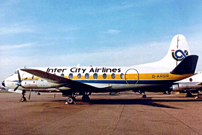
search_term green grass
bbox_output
[0,90,9,93]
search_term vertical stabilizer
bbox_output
[159,34,190,68]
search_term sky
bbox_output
[1,0,202,84]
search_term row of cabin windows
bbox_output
[67,73,125,80]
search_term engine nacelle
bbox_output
[21,79,63,89]
[172,83,202,91]
[21,80,38,88]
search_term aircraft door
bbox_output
[125,68,139,85]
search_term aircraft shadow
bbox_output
[51,96,202,109]
[85,99,177,109]
[79,98,201,108]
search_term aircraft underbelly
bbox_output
[110,84,165,90]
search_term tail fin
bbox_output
[170,55,198,74]
[137,34,194,73]
[159,34,191,68]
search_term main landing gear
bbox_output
[138,90,147,98]
[65,92,91,104]
[186,91,193,97]
[82,94,90,102]
[66,96,76,104]
[20,90,27,102]
[196,92,202,99]
[142,93,147,98]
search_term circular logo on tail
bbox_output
[172,49,188,61]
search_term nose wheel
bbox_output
[21,97,27,102]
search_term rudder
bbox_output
[159,34,191,68]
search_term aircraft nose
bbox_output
[2,80,5,87]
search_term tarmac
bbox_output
[0,91,202,135]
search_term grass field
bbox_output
[0,90,9,93]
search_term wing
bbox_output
[197,82,202,85]
[21,69,99,91]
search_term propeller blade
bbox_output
[17,70,22,83]
[14,70,22,91]
[14,86,19,91]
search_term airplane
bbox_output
[0,87,7,91]
[172,71,202,97]
[1,34,199,104]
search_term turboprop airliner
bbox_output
[2,34,198,104]
[172,71,202,98]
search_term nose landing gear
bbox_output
[65,92,91,104]
[20,90,27,102]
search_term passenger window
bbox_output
[111,73,115,79]
[103,73,107,79]
[77,73,81,79]
[120,73,124,79]
[69,73,73,79]
[93,73,98,79]
[189,78,193,82]
[85,73,89,79]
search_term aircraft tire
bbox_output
[142,95,147,98]
[67,97,75,104]
[20,97,26,102]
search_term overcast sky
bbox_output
[1,0,202,84]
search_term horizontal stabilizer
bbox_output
[170,55,198,74]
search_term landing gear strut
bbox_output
[82,95,90,102]
[63,92,91,104]
[82,92,91,102]
[195,90,202,99]
[186,91,193,97]
[20,90,27,102]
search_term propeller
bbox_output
[14,70,22,91]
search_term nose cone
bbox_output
[2,80,5,87]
